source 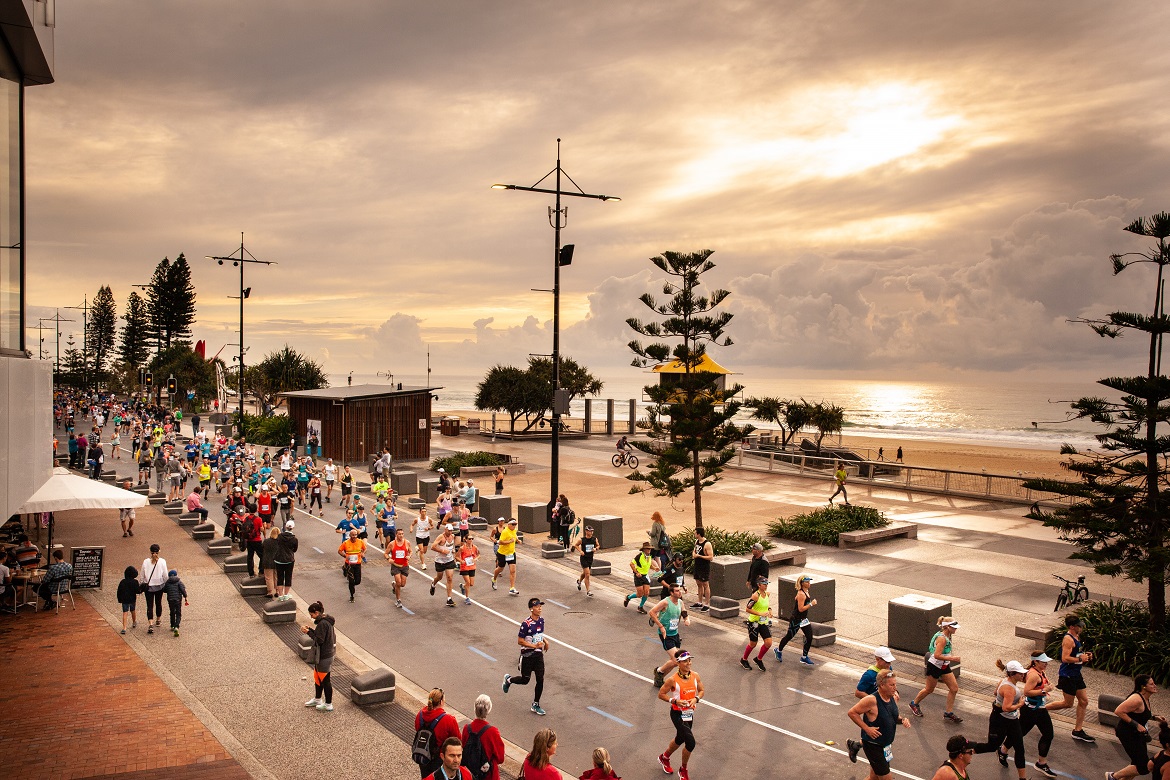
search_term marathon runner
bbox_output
[657,649,702,780]
[338,528,366,602]
[930,735,977,780]
[847,669,912,780]
[429,524,459,607]
[773,574,816,666]
[457,535,479,605]
[659,551,686,600]
[690,527,713,613]
[570,525,598,597]
[856,646,897,699]
[340,465,354,509]
[1021,651,1059,778]
[624,541,659,614]
[491,518,520,595]
[384,528,411,608]
[412,507,434,570]
[502,597,549,716]
[740,576,774,671]
[1048,615,1095,743]
[323,458,337,503]
[649,583,689,687]
[909,616,964,723]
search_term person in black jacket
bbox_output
[117,566,139,635]
[274,520,299,601]
[162,569,189,637]
[302,601,336,711]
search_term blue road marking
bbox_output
[586,706,634,728]
[545,598,571,609]
[468,646,497,663]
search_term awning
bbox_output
[15,468,149,514]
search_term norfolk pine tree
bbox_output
[87,285,117,379]
[1024,212,1170,629]
[627,249,751,529]
[118,290,151,369]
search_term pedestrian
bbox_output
[773,574,817,666]
[658,551,686,600]
[690,527,713,613]
[896,446,903,463]
[740,576,774,671]
[521,729,560,780]
[117,565,139,634]
[138,543,168,634]
[430,524,459,607]
[491,518,520,595]
[1048,614,1095,743]
[571,525,599,597]
[829,461,849,505]
[494,465,505,495]
[457,534,479,606]
[385,527,412,608]
[301,601,336,712]
[847,669,913,780]
[244,507,264,577]
[261,527,281,598]
[579,747,620,780]
[744,543,768,594]
[556,495,575,550]
[855,646,897,700]
[624,541,659,614]
[413,507,434,570]
[119,480,136,537]
[502,597,549,716]
[414,688,461,779]
[649,511,671,570]
[971,660,1029,780]
[656,649,702,780]
[1021,651,1059,778]
[909,616,963,723]
[429,738,471,780]
[274,520,298,601]
[930,735,977,780]
[461,694,505,780]
[1107,675,1168,780]
[163,568,189,637]
[339,528,366,602]
[649,582,689,687]
[877,446,884,462]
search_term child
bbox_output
[163,568,189,637]
[579,747,620,779]
[117,566,139,635]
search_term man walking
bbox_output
[502,597,549,716]
[829,462,849,505]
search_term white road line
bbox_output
[586,706,634,728]
[787,687,841,706]
[312,547,324,555]
[468,646,497,663]
[545,598,571,610]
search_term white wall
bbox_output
[0,355,52,518]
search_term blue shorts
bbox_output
[661,633,682,652]
[121,602,136,613]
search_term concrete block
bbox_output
[709,555,751,600]
[540,541,565,559]
[1015,616,1059,653]
[148,493,167,505]
[839,521,918,548]
[207,537,233,556]
[518,502,550,535]
[237,575,267,597]
[810,622,837,648]
[101,471,117,482]
[584,515,623,549]
[419,478,441,503]
[192,522,215,540]
[468,517,488,531]
[406,497,426,509]
[590,558,612,576]
[350,668,396,706]
[707,596,740,620]
[163,504,183,515]
[763,544,807,567]
[131,484,150,495]
[887,594,952,655]
[776,574,836,623]
[177,512,201,526]
[391,471,418,496]
[224,552,249,574]
[298,634,317,664]
[262,598,297,623]
[480,495,512,526]
[1099,694,1125,728]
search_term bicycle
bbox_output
[612,450,639,469]
[1053,574,1089,611]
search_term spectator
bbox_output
[120,479,137,537]
[262,527,281,598]
[522,729,561,780]
[117,565,139,634]
[430,738,471,780]
[186,489,209,523]
[244,508,264,578]
[162,568,188,637]
[578,748,620,780]
[37,548,73,608]
[462,480,477,511]
[461,694,505,780]
[301,600,336,711]
[649,512,670,570]
[745,544,768,594]
[13,535,41,569]
[139,543,169,634]
[415,688,461,779]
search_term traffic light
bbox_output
[144,371,154,388]
[166,375,177,395]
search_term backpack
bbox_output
[461,722,493,780]
[659,531,672,552]
[412,711,446,766]
[242,516,255,541]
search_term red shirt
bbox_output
[461,719,506,780]
[521,758,562,780]
[246,513,263,542]
[414,707,460,753]
[389,541,411,566]
[257,494,273,514]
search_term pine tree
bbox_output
[118,290,150,369]
[87,285,117,378]
[165,253,197,346]
[144,257,170,352]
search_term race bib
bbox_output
[584,542,595,553]
[680,709,693,722]
[530,632,544,645]
[883,746,893,763]
[346,553,360,564]
[505,554,516,563]
[668,617,680,632]
[799,618,810,628]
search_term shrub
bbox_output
[430,451,508,474]
[767,504,890,546]
[670,525,772,571]
[241,413,295,448]
[1046,600,1170,686]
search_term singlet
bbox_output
[433,536,455,565]
[415,517,433,539]
[497,527,517,556]
[198,464,212,482]
[747,591,770,624]
[324,464,337,481]
[791,590,811,622]
[927,631,952,669]
[670,671,700,711]
[1119,693,1153,734]
[661,599,682,637]
[994,677,1023,719]
[862,693,900,746]
[389,541,411,566]
[1059,633,1084,678]
[459,545,478,571]
[1151,751,1170,779]
[1025,668,1049,708]
[940,761,969,780]
[633,552,652,576]
[579,537,597,559]
[692,540,711,576]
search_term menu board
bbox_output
[71,546,105,590]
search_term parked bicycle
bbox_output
[612,450,639,469]
[1053,574,1089,611]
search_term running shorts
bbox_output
[496,552,515,568]
[579,555,594,569]
[435,559,457,572]
[634,574,650,587]
[391,564,410,578]
[747,623,772,642]
[460,568,476,578]
[415,536,430,547]
[861,742,890,776]
[925,662,952,680]
[661,633,682,652]
[1057,674,1086,695]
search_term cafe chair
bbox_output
[40,576,75,613]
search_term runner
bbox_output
[740,576,774,671]
[657,650,703,780]
[930,735,977,780]
[307,474,324,516]
[197,458,212,498]
[829,462,850,505]
[491,518,520,595]
[429,524,459,607]
[338,527,366,602]
[773,574,817,666]
[971,660,1029,780]
[690,527,713,613]
[1021,651,1059,778]
[457,534,478,606]
[323,458,337,503]
[1048,615,1096,743]
[624,541,659,614]
[847,669,912,780]
[1107,675,1167,780]
[502,597,549,716]
[909,616,964,723]
[659,551,686,599]
[412,506,434,570]
[649,582,689,687]
[340,465,354,509]
[384,528,412,608]
[1150,728,1170,780]
[570,525,599,597]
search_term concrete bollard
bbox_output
[207,537,233,556]
[224,552,248,574]
[419,478,441,503]
[589,558,612,576]
[350,668,397,705]
[583,515,623,549]
[262,598,297,624]
[237,575,268,597]
[540,541,565,559]
[776,574,836,623]
[1099,694,1124,728]
[390,471,418,496]
[298,634,317,664]
[707,596,741,620]
[192,522,215,540]
[887,594,952,655]
[479,495,512,526]
[708,555,751,600]
[177,512,200,526]
[518,502,550,535]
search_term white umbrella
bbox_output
[15,467,149,513]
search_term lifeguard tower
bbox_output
[650,353,736,403]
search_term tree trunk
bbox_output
[692,446,702,530]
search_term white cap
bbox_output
[874,646,896,663]
[1004,660,1028,675]
[438,468,445,472]
[284,520,295,530]
[445,524,453,531]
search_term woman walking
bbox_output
[1021,651,1059,778]
[138,543,168,634]
[649,511,670,570]
[972,660,1030,780]
[909,616,963,723]
[1107,675,1168,780]
[301,601,336,712]
[415,688,460,779]
[773,574,817,666]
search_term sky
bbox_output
[22,1,1170,390]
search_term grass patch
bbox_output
[767,504,890,546]
[1046,600,1170,686]
[430,451,508,474]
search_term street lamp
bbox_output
[205,233,275,435]
[492,138,620,517]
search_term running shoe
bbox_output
[502,674,512,694]
[430,581,436,596]
[997,748,1008,767]
[305,698,321,707]
[740,658,751,670]
[638,607,648,614]
[800,656,814,666]
[123,532,128,538]
[699,605,709,613]
[1106,774,1115,780]
[349,595,355,602]
[173,628,179,637]
[464,598,472,605]
[395,600,403,608]
[509,588,519,596]
[754,658,766,671]
[1035,765,1057,779]
[577,578,583,591]
[1072,730,1096,743]
[773,647,783,662]
[689,602,702,610]
[491,577,497,590]
[678,766,689,780]
[943,712,963,724]
[446,599,455,608]
[421,564,427,570]
[587,591,594,598]
[120,629,126,635]
[531,703,546,716]
[847,739,860,763]
[658,752,674,774]
[460,582,466,596]
[624,595,633,608]
[147,626,153,634]
[316,703,334,712]
[653,669,666,688]
[908,701,923,717]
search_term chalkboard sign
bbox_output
[71,546,105,590]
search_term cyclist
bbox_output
[773,574,816,666]
[649,583,689,687]
[384,527,411,608]
[740,576,773,671]
[616,435,630,463]
[909,616,963,723]
[570,524,598,597]
[1047,615,1095,743]
[847,670,912,780]
[657,650,702,780]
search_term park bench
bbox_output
[1014,615,1059,653]
[1099,694,1124,727]
[838,521,918,549]
[764,544,807,567]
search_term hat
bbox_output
[507,518,518,525]
[584,525,593,531]
[755,576,769,585]
[1031,652,1052,663]
[437,468,445,472]
[234,486,242,492]
[799,575,813,583]
[1065,615,1084,628]
[641,541,652,549]
[1004,660,1028,675]
[285,520,295,530]
[874,646,896,663]
[149,543,160,553]
[676,650,695,662]
[751,543,764,552]
[673,551,684,560]
[946,735,974,758]
[168,569,177,577]
[445,524,453,531]
[528,597,544,608]
[942,619,960,629]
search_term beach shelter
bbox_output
[651,353,736,402]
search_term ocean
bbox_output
[329,371,1110,451]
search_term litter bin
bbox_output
[440,417,461,437]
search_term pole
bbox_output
[239,232,245,433]
[551,139,563,517]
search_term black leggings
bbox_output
[669,708,697,751]
[974,710,1026,769]
[275,562,293,587]
[345,564,362,596]
[315,656,333,704]
[511,652,545,703]
[1020,706,1054,758]
[777,620,813,655]
[144,589,164,620]
[1117,723,1152,775]
[309,493,322,510]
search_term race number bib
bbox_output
[883,746,893,763]
[799,618,811,628]
[346,553,360,564]
[668,617,680,632]
[680,709,693,722]
[530,632,544,645]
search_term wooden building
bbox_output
[279,384,439,464]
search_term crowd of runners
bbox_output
[52,389,1167,780]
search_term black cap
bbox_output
[149,543,160,553]
[528,597,544,609]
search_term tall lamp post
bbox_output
[492,139,619,517]
[206,233,275,435]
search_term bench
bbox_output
[177,512,201,526]
[838,522,918,549]
[1099,694,1124,728]
[1015,616,1059,653]
[764,544,807,567]
[163,503,184,515]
